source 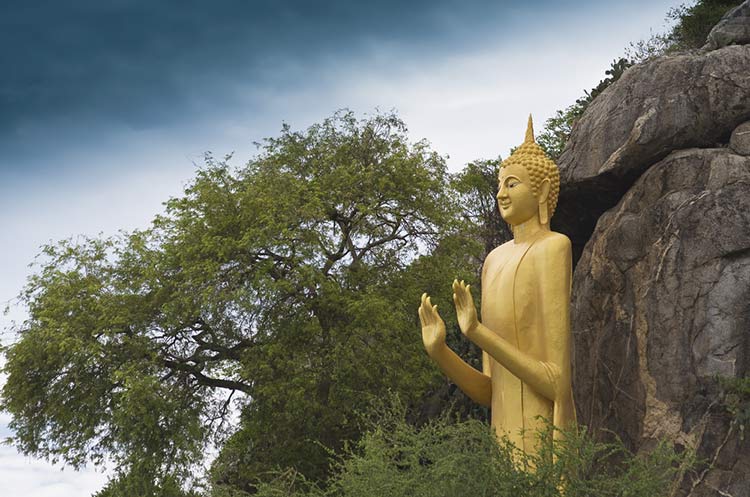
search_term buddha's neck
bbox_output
[512,216,548,244]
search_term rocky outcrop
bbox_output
[572,145,750,497]
[562,5,750,496]
[705,1,750,50]
[554,44,750,260]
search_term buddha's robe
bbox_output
[480,231,576,454]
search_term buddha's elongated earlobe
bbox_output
[539,201,549,225]
[537,178,551,225]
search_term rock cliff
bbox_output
[560,3,750,496]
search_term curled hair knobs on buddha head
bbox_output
[499,115,560,220]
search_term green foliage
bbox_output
[536,104,585,162]
[1,110,488,494]
[667,0,744,50]
[450,158,510,257]
[0,236,206,476]
[93,466,202,497]
[243,399,694,497]
[536,58,631,161]
[627,0,743,61]
[538,0,743,160]
[719,376,750,440]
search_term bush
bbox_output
[223,399,694,497]
[719,376,750,440]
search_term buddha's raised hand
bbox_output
[452,279,478,337]
[419,293,446,356]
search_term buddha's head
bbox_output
[497,116,560,227]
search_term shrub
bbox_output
[229,399,694,497]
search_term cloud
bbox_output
[1,0,516,137]
[0,0,679,190]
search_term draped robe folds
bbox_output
[480,231,576,454]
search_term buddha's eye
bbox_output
[508,181,518,188]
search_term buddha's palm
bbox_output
[452,280,478,336]
[419,293,446,355]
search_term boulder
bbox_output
[554,45,750,259]
[571,146,750,497]
[704,0,750,50]
[730,120,750,155]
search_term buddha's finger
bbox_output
[421,302,432,324]
[426,298,435,320]
[457,285,467,306]
[418,305,426,327]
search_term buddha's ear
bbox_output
[538,178,551,203]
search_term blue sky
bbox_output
[1,1,679,495]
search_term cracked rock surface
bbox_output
[571,147,750,497]
[556,6,750,495]
[554,45,750,259]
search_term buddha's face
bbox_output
[497,163,539,226]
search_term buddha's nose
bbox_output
[497,187,508,201]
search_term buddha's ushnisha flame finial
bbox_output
[524,114,535,144]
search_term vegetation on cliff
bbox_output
[537,0,745,160]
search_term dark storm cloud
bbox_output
[1,0,537,136]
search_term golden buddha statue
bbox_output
[418,116,576,456]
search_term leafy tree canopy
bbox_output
[1,110,487,494]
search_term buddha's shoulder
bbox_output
[485,239,515,262]
[530,231,572,259]
[536,231,571,249]
[484,232,571,267]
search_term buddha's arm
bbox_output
[454,236,572,403]
[428,345,492,407]
[419,294,492,407]
[538,235,574,405]
[465,323,558,402]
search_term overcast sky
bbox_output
[1,1,679,495]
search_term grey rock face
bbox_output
[554,45,750,257]
[572,147,750,497]
[705,0,750,50]
[730,120,750,155]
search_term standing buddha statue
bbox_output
[418,116,576,456]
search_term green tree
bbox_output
[450,158,509,258]
[1,110,484,494]
[667,0,744,50]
